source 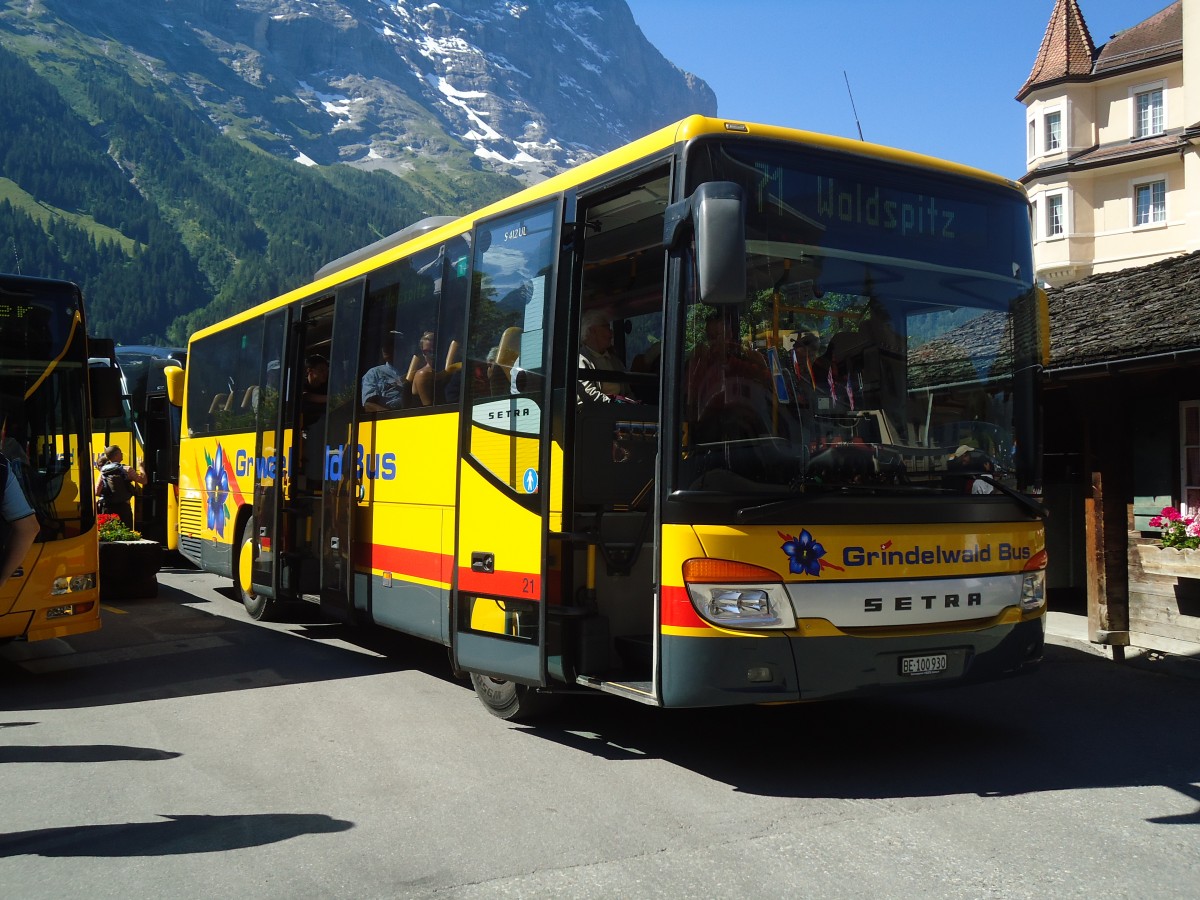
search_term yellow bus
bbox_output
[1,274,120,642]
[175,116,1048,719]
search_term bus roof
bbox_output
[190,115,1022,342]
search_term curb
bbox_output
[1044,612,1200,681]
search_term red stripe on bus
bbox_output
[457,567,541,601]
[660,584,709,629]
[356,543,452,586]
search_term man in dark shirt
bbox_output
[302,354,329,426]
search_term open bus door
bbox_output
[452,200,563,719]
[246,308,289,616]
[139,358,183,544]
[318,280,366,622]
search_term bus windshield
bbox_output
[677,140,1040,498]
[0,279,93,539]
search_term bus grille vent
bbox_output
[179,498,205,535]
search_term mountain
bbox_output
[0,0,715,344]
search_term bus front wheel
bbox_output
[469,672,554,721]
[237,516,275,621]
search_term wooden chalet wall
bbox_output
[1043,252,1200,658]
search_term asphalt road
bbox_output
[2,567,1198,899]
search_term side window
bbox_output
[359,239,470,414]
[185,319,263,436]
[359,265,405,414]
[463,203,558,493]
[393,248,442,409]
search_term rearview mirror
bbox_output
[664,181,746,305]
[165,365,185,408]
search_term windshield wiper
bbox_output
[975,476,1048,520]
[735,483,946,523]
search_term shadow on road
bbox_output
[0,813,353,857]
[518,642,1200,823]
[5,571,1198,826]
[0,574,458,712]
[0,744,180,763]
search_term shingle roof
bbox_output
[1094,2,1182,74]
[1047,251,1200,372]
[1017,0,1096,100]
[1021,129,1183,183]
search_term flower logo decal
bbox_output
[204,444,230,537]
[780,528,826,576]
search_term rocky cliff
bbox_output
[31,0,716,180]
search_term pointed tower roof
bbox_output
[1017,0,1097,100]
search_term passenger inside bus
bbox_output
[490,327,522,395]
[578,309,631,403]
[948,444,998,494]
[405,331,460,406]
[302,354,329,425]
[685,310,771,442]
[361,338,406,412]
[630,334,660,375]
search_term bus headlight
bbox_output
[683,559,796,630]
[1020,570,1046,611]
[51,573,97,595]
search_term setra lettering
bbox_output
[863,592,983,613]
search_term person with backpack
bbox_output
[97,445,146,528]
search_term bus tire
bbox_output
[469,672,555,721]
[236,515,275,621]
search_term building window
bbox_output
[1136,88,1164,137]
[1135,180,1166,226]
[1027,119,1036,158]
[1044,111,1062,152]
[1045,193,1064,238]
[1182,401,1200,518]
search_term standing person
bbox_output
[97,445,147,528]
[577,309,630,403]
[0,455,38,592]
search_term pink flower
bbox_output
[1153,505,1200,549]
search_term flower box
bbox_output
[99,539,163,601]
[1134,543,1200,580]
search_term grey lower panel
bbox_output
[455,631,541,685]
[200,537,232,579]
[368,574,445,644]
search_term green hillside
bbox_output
[0,35,518,345]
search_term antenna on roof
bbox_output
[843,70,865,142]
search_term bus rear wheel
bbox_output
[469,672,555,721]
[237,516,275,621]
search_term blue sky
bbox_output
[625,0,1175,180]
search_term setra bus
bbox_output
[174,116,1049,718]
[1,273,120,642]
